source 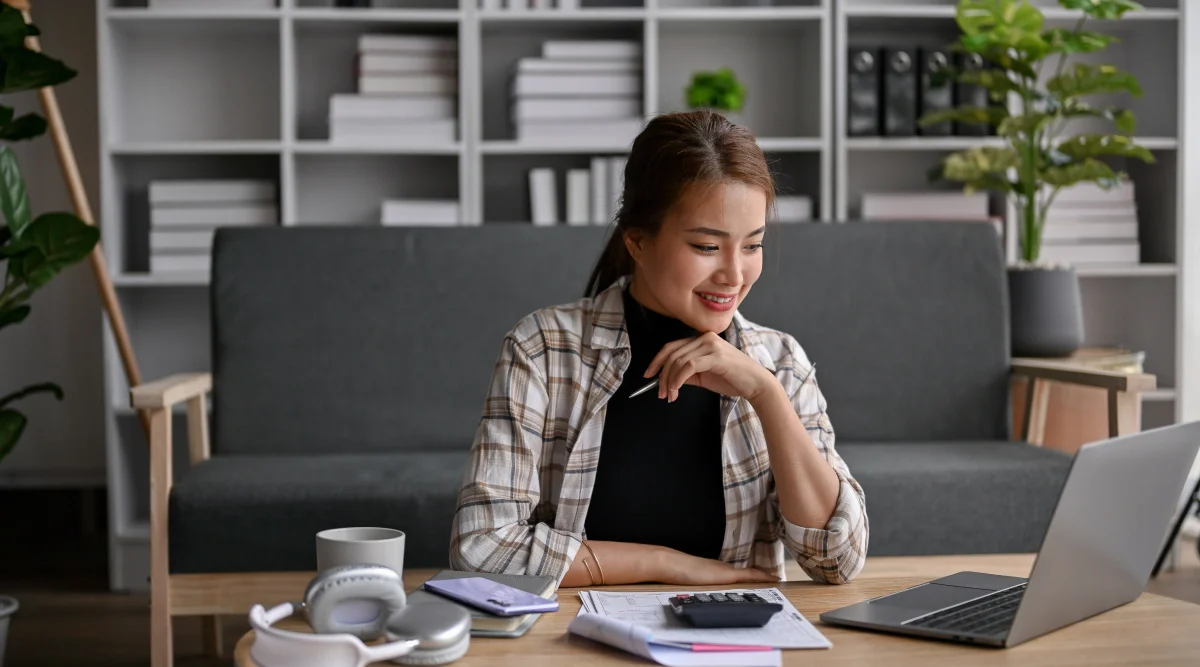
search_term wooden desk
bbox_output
[233,555,1200,666]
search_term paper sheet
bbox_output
[568,613,782,667]
[577,588,831,650]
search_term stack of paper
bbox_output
[147,180,277,274]
[861,191,991,222]
[569,588,829,667]
[512,41,644,143]
[1039,181,1140,266]
[330,34,458,145]
[775,196,813,222]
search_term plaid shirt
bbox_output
[449,275,868,585]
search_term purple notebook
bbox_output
[423,577,560,617]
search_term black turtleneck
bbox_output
[583,287,726,560]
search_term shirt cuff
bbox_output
[781,469,866,565]
[528,523,584,587]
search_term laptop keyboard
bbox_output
[904,584,1027,637]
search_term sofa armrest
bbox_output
[1011,360,1155,444]
[130,372,212,409]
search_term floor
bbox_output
[1,489,1198,666]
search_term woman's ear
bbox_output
[623,229,645,263]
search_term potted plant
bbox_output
[919,0,1153,357]
[0,4,99,664]
[686,67,747,126]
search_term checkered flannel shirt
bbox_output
[449,275,868,585]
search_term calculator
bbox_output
[667,592,783,628]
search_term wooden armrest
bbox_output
[1011,359,1156,394]
[131,372,212,409]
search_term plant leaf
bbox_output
[1054,133,1156,163]
[1058,0,1145,20]
[0,46,77,93]
[0,112,45,141]
[1059,102,1137,133]
[0,146,30,238]
[1048,63,1143,99]
[0,408,26,464]
[940,146,1022,185]
[957,68,1023,96]
[4,212,98,288]
[918,104,1009,129]
[997,112,1052,137]
[1041,158,1122,188]
[0,5,37,50]
[1043,28,1118,54]
[0,303,29,331]
[0,381,62,410]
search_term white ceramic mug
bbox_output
[316,527,406,576]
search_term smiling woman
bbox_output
[449,109,869,590]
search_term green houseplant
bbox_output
[0,5,99,663]
[919,0,1153,357]
[686,67,747,122]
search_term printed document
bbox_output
[576,587,831,650]
[568,613,781,667]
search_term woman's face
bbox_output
[625,180,767,334]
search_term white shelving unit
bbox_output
[96,0,1196,590]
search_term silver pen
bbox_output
[628,363,816,399]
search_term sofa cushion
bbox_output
[168,451,469,574]
[837,442,1072,556]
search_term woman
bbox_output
[449,110,868,588]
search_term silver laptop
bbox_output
[820,421,1200,648]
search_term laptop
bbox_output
[820,421,1200,648]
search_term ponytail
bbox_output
[582,109,774,299]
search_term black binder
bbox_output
[847,47,881,136]
[882,47,918,136]
[955,52,993,136]
[919,48,953,136]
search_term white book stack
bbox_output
[330,34,458,146]
[148,180,277,274]
[381,199,459,226]
[512,41,644,144]
[1039,181,1140,266]
[480,0,581,11]
[862,191,998,234]
[775,196,813,222]
[149,0,276,8]
[588,155,626,225]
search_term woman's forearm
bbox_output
[560,540,666,587]
[750,379,841,529]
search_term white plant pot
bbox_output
[0,596,16,667]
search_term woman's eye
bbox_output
[747,243,764,251]
[691,244,719,253]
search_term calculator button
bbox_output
[726,593,744,602]
[696,594,712,603]
[711,594,728,602]
[744,594,763,602]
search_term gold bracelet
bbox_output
[581,557,597,586]
[582,541,606,585]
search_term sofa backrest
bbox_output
[211,221,1010,455]
[211,226,613,456]
[736,221,1011,442]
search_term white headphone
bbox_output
[248,564,471,667]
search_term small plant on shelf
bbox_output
[919,0,1153,265]
[686,68,746,114]
[0,3,99,464]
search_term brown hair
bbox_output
[583,109,776,299]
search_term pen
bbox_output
[628,363,816,399]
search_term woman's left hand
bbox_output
[645,332,776,403]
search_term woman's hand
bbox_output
[656,548,779,586]
[645,332,775,403]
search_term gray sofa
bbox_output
[164,220,1074,577]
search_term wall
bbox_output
[0,0,105,487]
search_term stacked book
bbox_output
[512,40,643,143]
[330,34,458,145]
[1039,181,1140,266]
[381,199,459,226]
[525,156,628,226]
[861,191,999,234]
[478,0,581,10]
[148,180,277,273]
[775,196,813,222]
[149,0,275,8]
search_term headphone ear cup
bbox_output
[392,635,470,666]
[305,566,407,640]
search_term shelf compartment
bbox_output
[660,0,820,10]
[296,0,460,12]
[659,19,821,139]
[1080,278,1177,390]
[842,149,1007,221]
[765,151,822,221]
[293,153,460,224]
[107,154,282,275]
[106,18,281,142]
[658,7,823,20]
[293,8,462,22]
[109,141,284,155]
[483,153,614,224]
[293,20,461,142]
[479,9,647,23]
[481,22,645,142]
[480,139,635,154]
[293,140,463,155]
